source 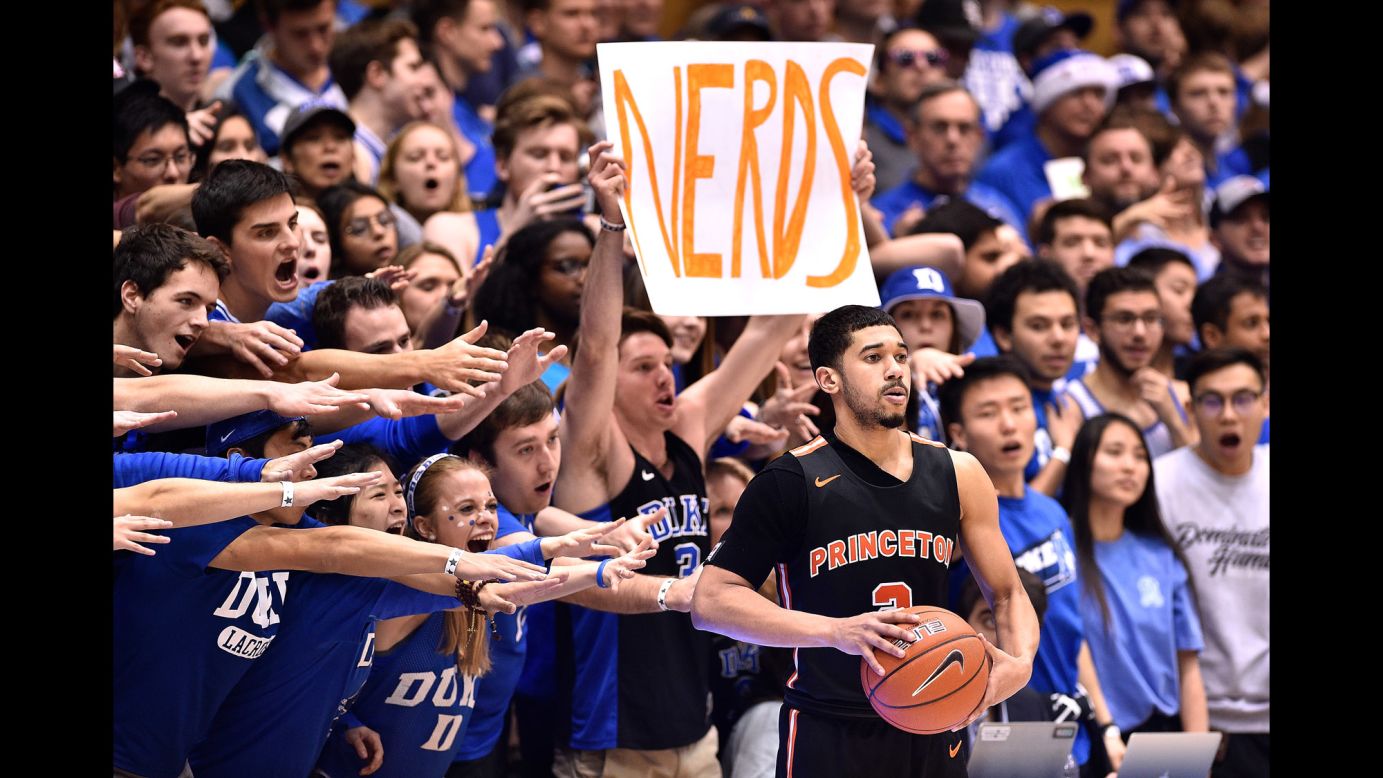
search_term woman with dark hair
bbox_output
[472,219,594,386]
[318,181,401,278]
[190,104,267,182]
[1060,413,1209,745]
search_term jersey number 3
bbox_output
[872,582,914,610]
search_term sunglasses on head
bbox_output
[888,48,949,69]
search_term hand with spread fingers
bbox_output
[114,515,175,555]
[114,344,163,376]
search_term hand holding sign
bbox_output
[588,140,628,224]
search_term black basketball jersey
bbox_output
[559,431,713,750]
[778,432,960,718]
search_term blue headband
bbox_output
[405,453,455,517]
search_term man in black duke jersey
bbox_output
[694,305,1042,777]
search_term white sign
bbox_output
[598,42,881,315]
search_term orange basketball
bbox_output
[859,605,991,734]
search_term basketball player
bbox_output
[693,305,1041,777]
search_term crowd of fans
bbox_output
[112,1,1269,777]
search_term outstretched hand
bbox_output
[114,344,162,376]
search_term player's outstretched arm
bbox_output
[113,471,381,528]
[114,372,370,430]
[951,450,1040,728]
[209,524,551,581]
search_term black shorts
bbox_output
[776,703,969,777]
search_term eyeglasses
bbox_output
[344,209,397,237]
[130,149,192,171]
[1102,312,1164,330]
[888,48,949,70]
[544,258,589,277]
[1192,390,1261,416]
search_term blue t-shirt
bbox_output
[871,179,1026,237]
[314,415,454,473]
[455,505,534,761]
[974,135,1053,223]
[1025,385,1060,483]
[113,451,266,487]
[951,488,1088,763]
[963,13,1028,144]
[1205,146,1255,190]
[264,279,333,351]
[1257,415,1270,445]
[864,98,907,146]
[1081,532,1204,731]
[315,611,481,778]
[188,571,460,778]
[474,209,502,267]
[989,101,1035,154]
[541,359,571,395]
[454,95,497,202]
[970,325,1000,358]
[113,516,292,778]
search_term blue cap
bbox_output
[206,410,304,456]
[879,266,987,353]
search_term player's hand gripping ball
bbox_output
[860,606,991,734]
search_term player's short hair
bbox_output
[1127,246,1195,278]
[937,355,1031,431]
[807,305,900,373]
[129,0,210,48]
[908,199,1002,250]
[113,224,230,318]
[620,308,674,350]
[1085,266,1158,322]
[257,0,337,27]
[328,18,420,101]
[454,380,556,464]
[1185,347,1265,395]
[1167,51,1236,104]
[312,276,399,351]
[1190,272,1266,338]
[983,259,1081,337]
[1036,198,1112,247]
[114,82,190,166]
[192,159,295,245]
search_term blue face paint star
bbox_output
[469,519,476,526]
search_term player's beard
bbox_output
[842,378,909,430]
[1099,337,1142,378]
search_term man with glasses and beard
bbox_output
[1064,267,1196,459]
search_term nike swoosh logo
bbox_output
[949,741,962,758]
[912,649,965,696]
[814,474,842,487]
[220,429,236,444]
[641,470,655,481]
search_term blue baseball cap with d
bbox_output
[880,266,987,353]
[206,410,305,456]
